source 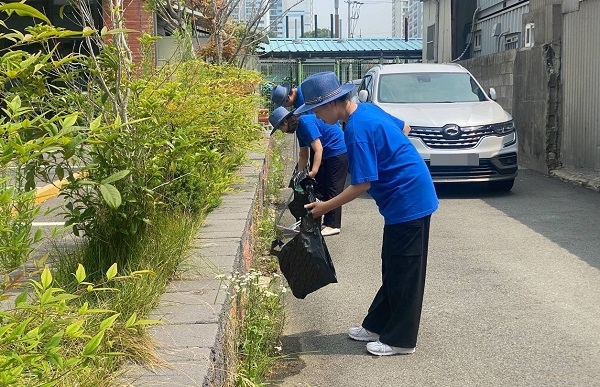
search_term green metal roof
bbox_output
[258,38,422,60]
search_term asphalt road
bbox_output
[270,168,600,387]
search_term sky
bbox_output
[311,0,394,38]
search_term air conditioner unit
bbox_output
[524,23,535,47]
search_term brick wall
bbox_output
[102,0,155,63]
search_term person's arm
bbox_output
[298,146,310,171]
[387,113,411,136]
[308,138,323,178]
[305,182,371,218]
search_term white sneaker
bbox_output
[348,326,379,342]
[366,340,415,356]
[321,227,340,236]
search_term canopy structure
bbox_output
[258,38,423,60]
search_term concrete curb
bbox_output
[549,167,600,193]
[118,144,269,386]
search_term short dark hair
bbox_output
[334,91,351,103]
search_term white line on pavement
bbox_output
[32,222,66,226]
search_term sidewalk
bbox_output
[118,146,269,386]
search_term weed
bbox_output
[227,270,287,386]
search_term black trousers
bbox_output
[362,215,431,348]
[314,152,349,228]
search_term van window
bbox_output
[378,72,487,103]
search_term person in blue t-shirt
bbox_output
[270,83,306,110]
[296,72,438,357]
[268,106,349,236]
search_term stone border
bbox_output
[119,146,269,386]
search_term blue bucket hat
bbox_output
[268,106,293,135]
[294,72,354,115]
[270,83,291,107]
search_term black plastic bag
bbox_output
[271,176,337,299]
[287,168,317,221]
[271,214,337,299]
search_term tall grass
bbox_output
[51,212,201,369]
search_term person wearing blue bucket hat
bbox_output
[269,105,349,236]
[270,82,307,110]
[300,71,438,356]
[268,106,295,136]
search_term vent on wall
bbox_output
[524,23,535,48]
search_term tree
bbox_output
[302,28,332,38]
[147,0,303,66]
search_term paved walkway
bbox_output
[119,146,269,386]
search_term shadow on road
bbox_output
[268,331,371,385]
[436,170,600,271]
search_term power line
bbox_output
[345,0,363,38]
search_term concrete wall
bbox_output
[460,46,558,175]
[459,2,563,176]
[460,50,516,115]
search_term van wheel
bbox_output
[489,179,514,192]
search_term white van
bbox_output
[357,63,518,191]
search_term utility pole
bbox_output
[346,1,363,38]
[334,0,340,38]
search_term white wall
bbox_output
[421,0,452,63]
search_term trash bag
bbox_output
[271,180,337,299]
[287,168,317,221]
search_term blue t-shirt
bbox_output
[296,114,347,159]
[295,86,314,114]
[345,103,438,224]
[294,87,305,109]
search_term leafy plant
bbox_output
[0,264,156,386]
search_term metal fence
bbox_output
[258,58,403,109]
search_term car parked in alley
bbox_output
[357,63,518,191]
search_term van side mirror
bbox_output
[489,87,497,101]
[358,89,369,102]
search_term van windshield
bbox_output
[377,72,488,103]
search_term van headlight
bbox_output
[491,121,515,135]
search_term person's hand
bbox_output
[304,201,327,218]
[308,169,316,178]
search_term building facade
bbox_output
[281,0,313,38]
[393,0,423,39]
[471,0,530,58]
[392,0,410,38]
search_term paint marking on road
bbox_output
[32,222,66,227]
[34,172,84,205]
[32,222,66,226]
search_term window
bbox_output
[473,30,482,51]
[426,24,435,60]
[377,72,487,104]
[504,33,520,50]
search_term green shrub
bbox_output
[128,61,264,213]
[0,264,156,386]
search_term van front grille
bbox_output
[410,125,496,149]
